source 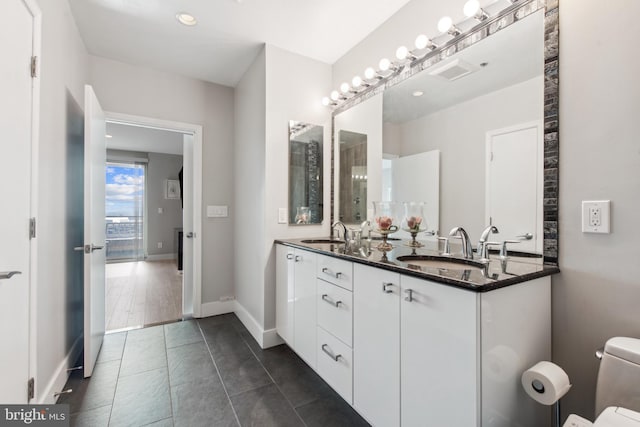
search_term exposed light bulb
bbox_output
[463,0,480,17]
[352,75,363,88]
[364,67,376,80]
[438,16,453,33]
[322,97,331,106]
[340,82,350,94]
[330,90,340,101]
[396,46,409,60]
[415,34,428,50]
[379,58,391,72]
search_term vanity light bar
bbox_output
[321,0,509,109]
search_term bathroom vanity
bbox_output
[275,238,559,427]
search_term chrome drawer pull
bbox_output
[404,289,414,302]
[382,282,393,293]
[321,294,342,307]
[286,253,294,260]
[0,271,21,280]
[295,255,302,262]
[322,267,342,279]
[321,344,342,362]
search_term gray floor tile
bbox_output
[119,326,167,377]
[142,417,174,427]
[230,384,304,427]
[69,404,111,427]
[110,367,172,427]
[98,332,127,363]
[214,348,273,397]
[164,320,203,349]
[58,360,120,414]
[167,341,217,387]
[171,376,238,427]
[197,314,244,331]
[296,391,370,427]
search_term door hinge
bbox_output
[28,377,34,400]
[31,56,38,78]
[29,218,36,239]
[490,151,494,161]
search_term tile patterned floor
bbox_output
[60,314,370,427]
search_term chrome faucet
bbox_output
[477,225,500,261]
[332,221,349,244]
[449,227,474,260]
[360,220,372,242]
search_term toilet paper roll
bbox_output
[521,361,571,405]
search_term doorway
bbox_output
[103,116,202,331]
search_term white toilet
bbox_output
[564,337,640,426]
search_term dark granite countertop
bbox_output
[275,237,559,293]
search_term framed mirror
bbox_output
[289,120,323,225]
[331,0,559,264]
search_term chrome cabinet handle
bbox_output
[294,255,301,262]
[382,283,394,293]
[186,232,195,238]
[404,289,414,302]
[286,253,294,260]
[322,267,342,279]
[0,271,22,280]
[321,344,342,361]
[321,294,342,307]
[517,233,533,240]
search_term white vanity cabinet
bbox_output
[353,264,401,427]
[275,245,317,368]
[400,275,479,426]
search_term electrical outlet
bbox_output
[582,200,610,233]
[157,242,163,249]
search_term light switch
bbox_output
[158,207,163,214]
[278,208,287,224]
[207,205,228,218]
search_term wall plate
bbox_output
[581,200,610,233]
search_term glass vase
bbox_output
[372,201,399,251]
[402,202,428,247]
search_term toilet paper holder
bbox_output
[522,361,572,427]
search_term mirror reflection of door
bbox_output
[339,130,367,223]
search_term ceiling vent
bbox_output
[428,58,479,81]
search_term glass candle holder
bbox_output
[295,206,310,224]
[402,202,428,247]
[372,201,399,251]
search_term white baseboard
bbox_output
[234,301,283,349]
[146,253,176,261]
[38,334,83,404]
[198,300,236,317]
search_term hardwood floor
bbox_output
[106,260,182,332]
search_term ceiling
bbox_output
[69,0,412,87]
[106,122,185,155]
[384,9,544,123]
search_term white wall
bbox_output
[234,48,267,330]
[394,76,542,239]
[333,0,640,421]
[88,55,235,304]
[33,0,88,403]
[146,152,183,256]
[264,45,332,330]
[234,45,331,343]
[554,0,640,420]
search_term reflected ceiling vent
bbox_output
[428,58,479,81]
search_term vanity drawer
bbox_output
[317,254,353,290]
[317,326,353,404]
[317,279,353,347]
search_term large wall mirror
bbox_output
[289,120,323,225]
[332,0,559,264]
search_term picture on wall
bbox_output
[165,179,181,199]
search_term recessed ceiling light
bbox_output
[105,134,113,138]
[176,12,197,26]
[412,90,424,97]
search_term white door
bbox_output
[83,85,107,377]
[391,150,440,238]
[182,134,194,316]
[0,0,38,403]
[486,122,542,254]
